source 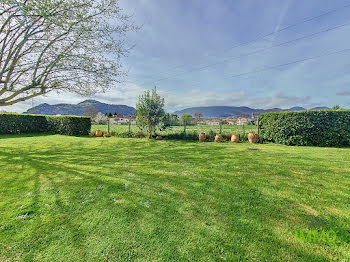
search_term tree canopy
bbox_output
[0,0,137,106]
[181,113,192,125]
[136,88,165,137]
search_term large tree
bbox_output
[136,88,165,138]
[0,0,137,106]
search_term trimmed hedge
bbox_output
[0,113,91,136]
[258,110,350,147]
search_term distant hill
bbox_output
[173,106,329,118]
[310,106,329,111]
[25,100,136,116]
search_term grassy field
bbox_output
[92,124,257,137]
[0,135,349,261]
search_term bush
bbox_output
[108,130,146,138]
[207,130,215,141]
[46,115,91,136]
[258,110,350,147]
[0,113,91,136]
[163,131,198,141]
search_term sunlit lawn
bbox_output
[0,135,349,261]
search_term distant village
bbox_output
[197,113,257,126]
[93,111,258,126]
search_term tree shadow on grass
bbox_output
[0,133,54,139]
[0,139,349,260]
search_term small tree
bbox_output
[181,113,192,134]
[181,113,193,125]
[332,105,342,110]
[171,114,179,126]
[219,119,225,134]
[194,112,203,125]
[159,113,171,130]
[136,88,165,138]
[84,106,98,118]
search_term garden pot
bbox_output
[156,135,162,140]
[248,133,258,143]
[215,134,223,142]
[95,130,103,137]
[88,132,95,137]
[104,133,111,138]
[199,132,206,142]
[231,134,239,143]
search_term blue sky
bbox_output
[5,0,350,112]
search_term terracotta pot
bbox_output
[231,134,239,143]
[95,130,103,137]
[88,132,95,137]
[199,132,206,142]
[156,135,162,140]
[104,133,111,138]
[215,134,223,142]
[248,133,258,143]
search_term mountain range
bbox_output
[24,100,329,117]
[25,100,136,116]
[173,106,329,118]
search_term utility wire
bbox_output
[156,47,350,94]
[149,21,350,84]
[230,47,350,78]
[138,2,350,85]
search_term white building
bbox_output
[207,121,220,125]
[236,118,249,125]
[226,119,237,125]
[110,117,136,125]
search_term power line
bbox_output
[156,47,350,94]
[137,2,350,85]
[150,21,350,84]
[139,20,350,86]
[230,48,350,78]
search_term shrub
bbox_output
[109,130,146,138]
[0,113,91,136]
[207,130,215,141]
[222,134,231,141]
[164,131,198,140]
[0,113,47,134]
[46,115,91,136]
[258,110,350,147]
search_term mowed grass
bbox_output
[0,135,349,261]
[92,124,257,137]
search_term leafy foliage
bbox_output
[160,113,178,130]
[258,110,350,146]
[136,88,165,137]
[332,105,342,110]
[180,113,193,125]
[0,113,91,136]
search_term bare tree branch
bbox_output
[0,0,138,106]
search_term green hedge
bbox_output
[0,113,91,136]
[258,110,350,147]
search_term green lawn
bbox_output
[92,124,257,137]
[0,135,349,261]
